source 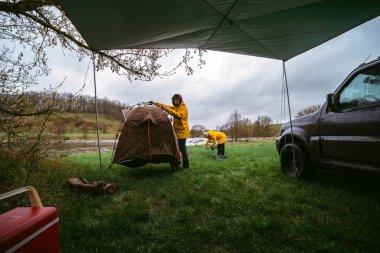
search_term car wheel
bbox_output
[280,143,314,179]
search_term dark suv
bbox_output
[276,57,380,178]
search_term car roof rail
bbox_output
[358,56,380,68]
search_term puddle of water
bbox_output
[48,147,113,155]
[7,137,273,155]
[48,140,116,155]
[48,138,207,155]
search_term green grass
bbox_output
[2,141,380,253]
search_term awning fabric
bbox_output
[58,0,380,60]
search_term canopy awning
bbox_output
[59,0,380,61]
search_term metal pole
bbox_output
[92,53,105,193]
[282,61,297,173]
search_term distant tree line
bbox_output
[190,104,321,140]
[218,110,275,141]
[190,110,277,140]
[1,91,128,119]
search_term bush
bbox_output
[0,156,21,183]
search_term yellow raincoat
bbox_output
[156,102,190,139]
[205,130,227,147]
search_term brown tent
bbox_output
[112,106,181,170]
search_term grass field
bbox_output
[1,140,380,253]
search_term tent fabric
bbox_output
[59,0,380,60]
[112,106,180,168]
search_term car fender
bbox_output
[277,127,317,163]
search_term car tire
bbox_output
[280,143,315,179]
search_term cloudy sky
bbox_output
[40,16,380,130]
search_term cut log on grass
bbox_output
[68,178,117,193]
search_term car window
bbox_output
[338,64,380,109]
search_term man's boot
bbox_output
[183,160,189,169]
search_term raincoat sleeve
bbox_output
[167,107,186,120]
[206,131,216,147]
[155,102,174,111]
[210,134,217,147]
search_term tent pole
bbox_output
[92,53,105,194]
[282,61,297,173]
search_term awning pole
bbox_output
[92,53,105,194]
[282,61,297,172]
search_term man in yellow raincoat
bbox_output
[203,130,227,158]
[152,94,190,169]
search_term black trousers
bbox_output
[178,138,189,167]
[217,143,225,155]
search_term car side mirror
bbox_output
[326,93,335,112]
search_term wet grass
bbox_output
[1,140,380,253]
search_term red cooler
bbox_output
[0,186,60,253]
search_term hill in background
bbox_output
[46,113,123,140]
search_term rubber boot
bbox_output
[183,160,189,169]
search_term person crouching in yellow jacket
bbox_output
[152,94,190,169]
[203,130,227,158]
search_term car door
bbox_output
[319,63,380,167]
